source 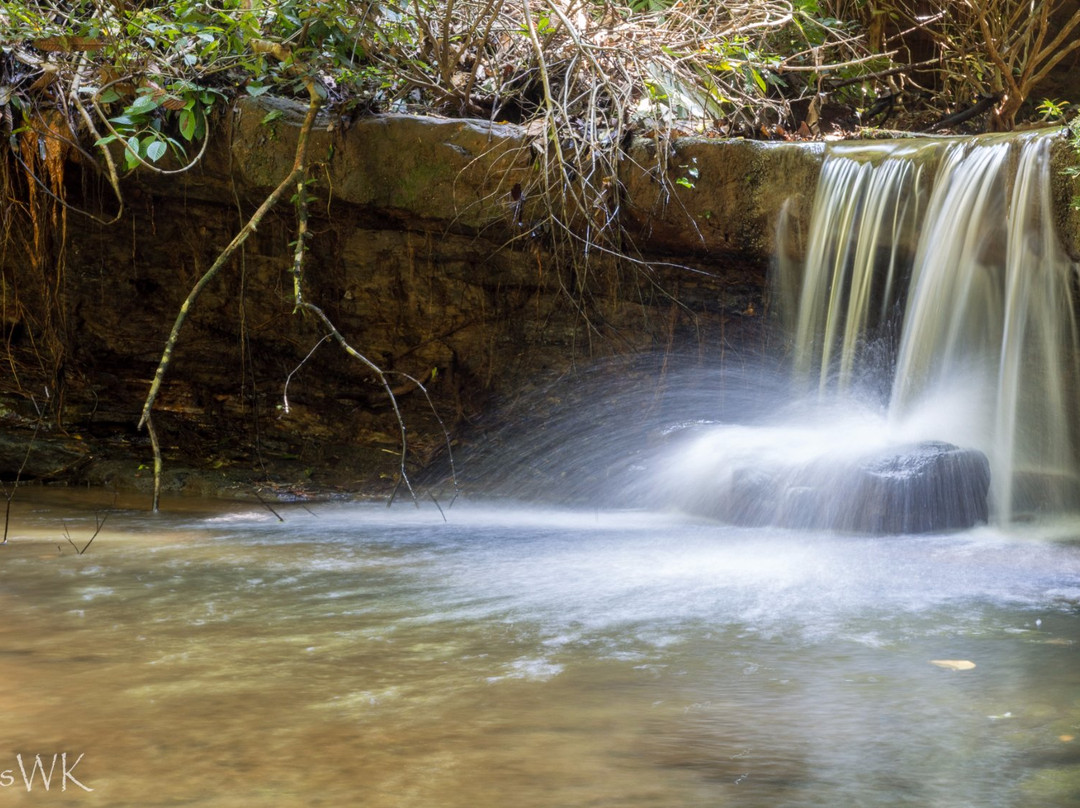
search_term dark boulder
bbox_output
[698,440,990,534]
[824,441,991,534]
[0,426,92,481]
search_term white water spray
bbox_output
[784,130,1080,523]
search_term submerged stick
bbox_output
[1,395,46,543]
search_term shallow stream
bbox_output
[2,489,1080,806]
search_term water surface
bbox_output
[2,490,1080,806]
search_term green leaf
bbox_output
[144,137,167,162]
[98,87,121,103]
[751,68,767,94]
[124,135,141,170]
[128,92,161,116]
[179,108,197,140]
[163,136,187,158]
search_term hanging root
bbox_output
[442,0,879,342]
[137,81,324,510]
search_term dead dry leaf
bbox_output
[930,659,976,671]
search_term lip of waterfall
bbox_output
[773,128,1080,527]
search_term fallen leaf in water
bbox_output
[930,659,976,671]
[1060,735,1075,742]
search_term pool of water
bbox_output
[2,489,1080,806]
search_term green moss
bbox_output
[395,161,452,210]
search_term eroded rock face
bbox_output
[1051,136,1080,262]
[0,104,809,495]
[0,423,90,481]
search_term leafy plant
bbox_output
[93,83,219,171]
[1065,116,1080,211]
[1037,98,1070,123]
[905,0,1080,130]
[675,157,699,190]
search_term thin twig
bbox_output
[62,491,114,554]
[282,333,331,415]
[1,395,47,545]
[429,492,448,522]
[251,487,285,522]
[294,301,418,504]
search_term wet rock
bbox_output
[0,428,92,480]
[711,440,991,534]
[620,137,822,258]
[832,441,991,534]
[727,467,781,527]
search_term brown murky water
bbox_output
[2,489,1080,806]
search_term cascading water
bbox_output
[781,130,1080,525]
[652,129,1080,531]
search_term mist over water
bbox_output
[781,130,1080,524]
[235,502,1080,639]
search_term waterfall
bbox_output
[780,130,1080,523]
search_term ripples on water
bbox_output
[2,493,1080,806]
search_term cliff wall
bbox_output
[0,100,1075,499]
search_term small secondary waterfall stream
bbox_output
[779,130,1080,524]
